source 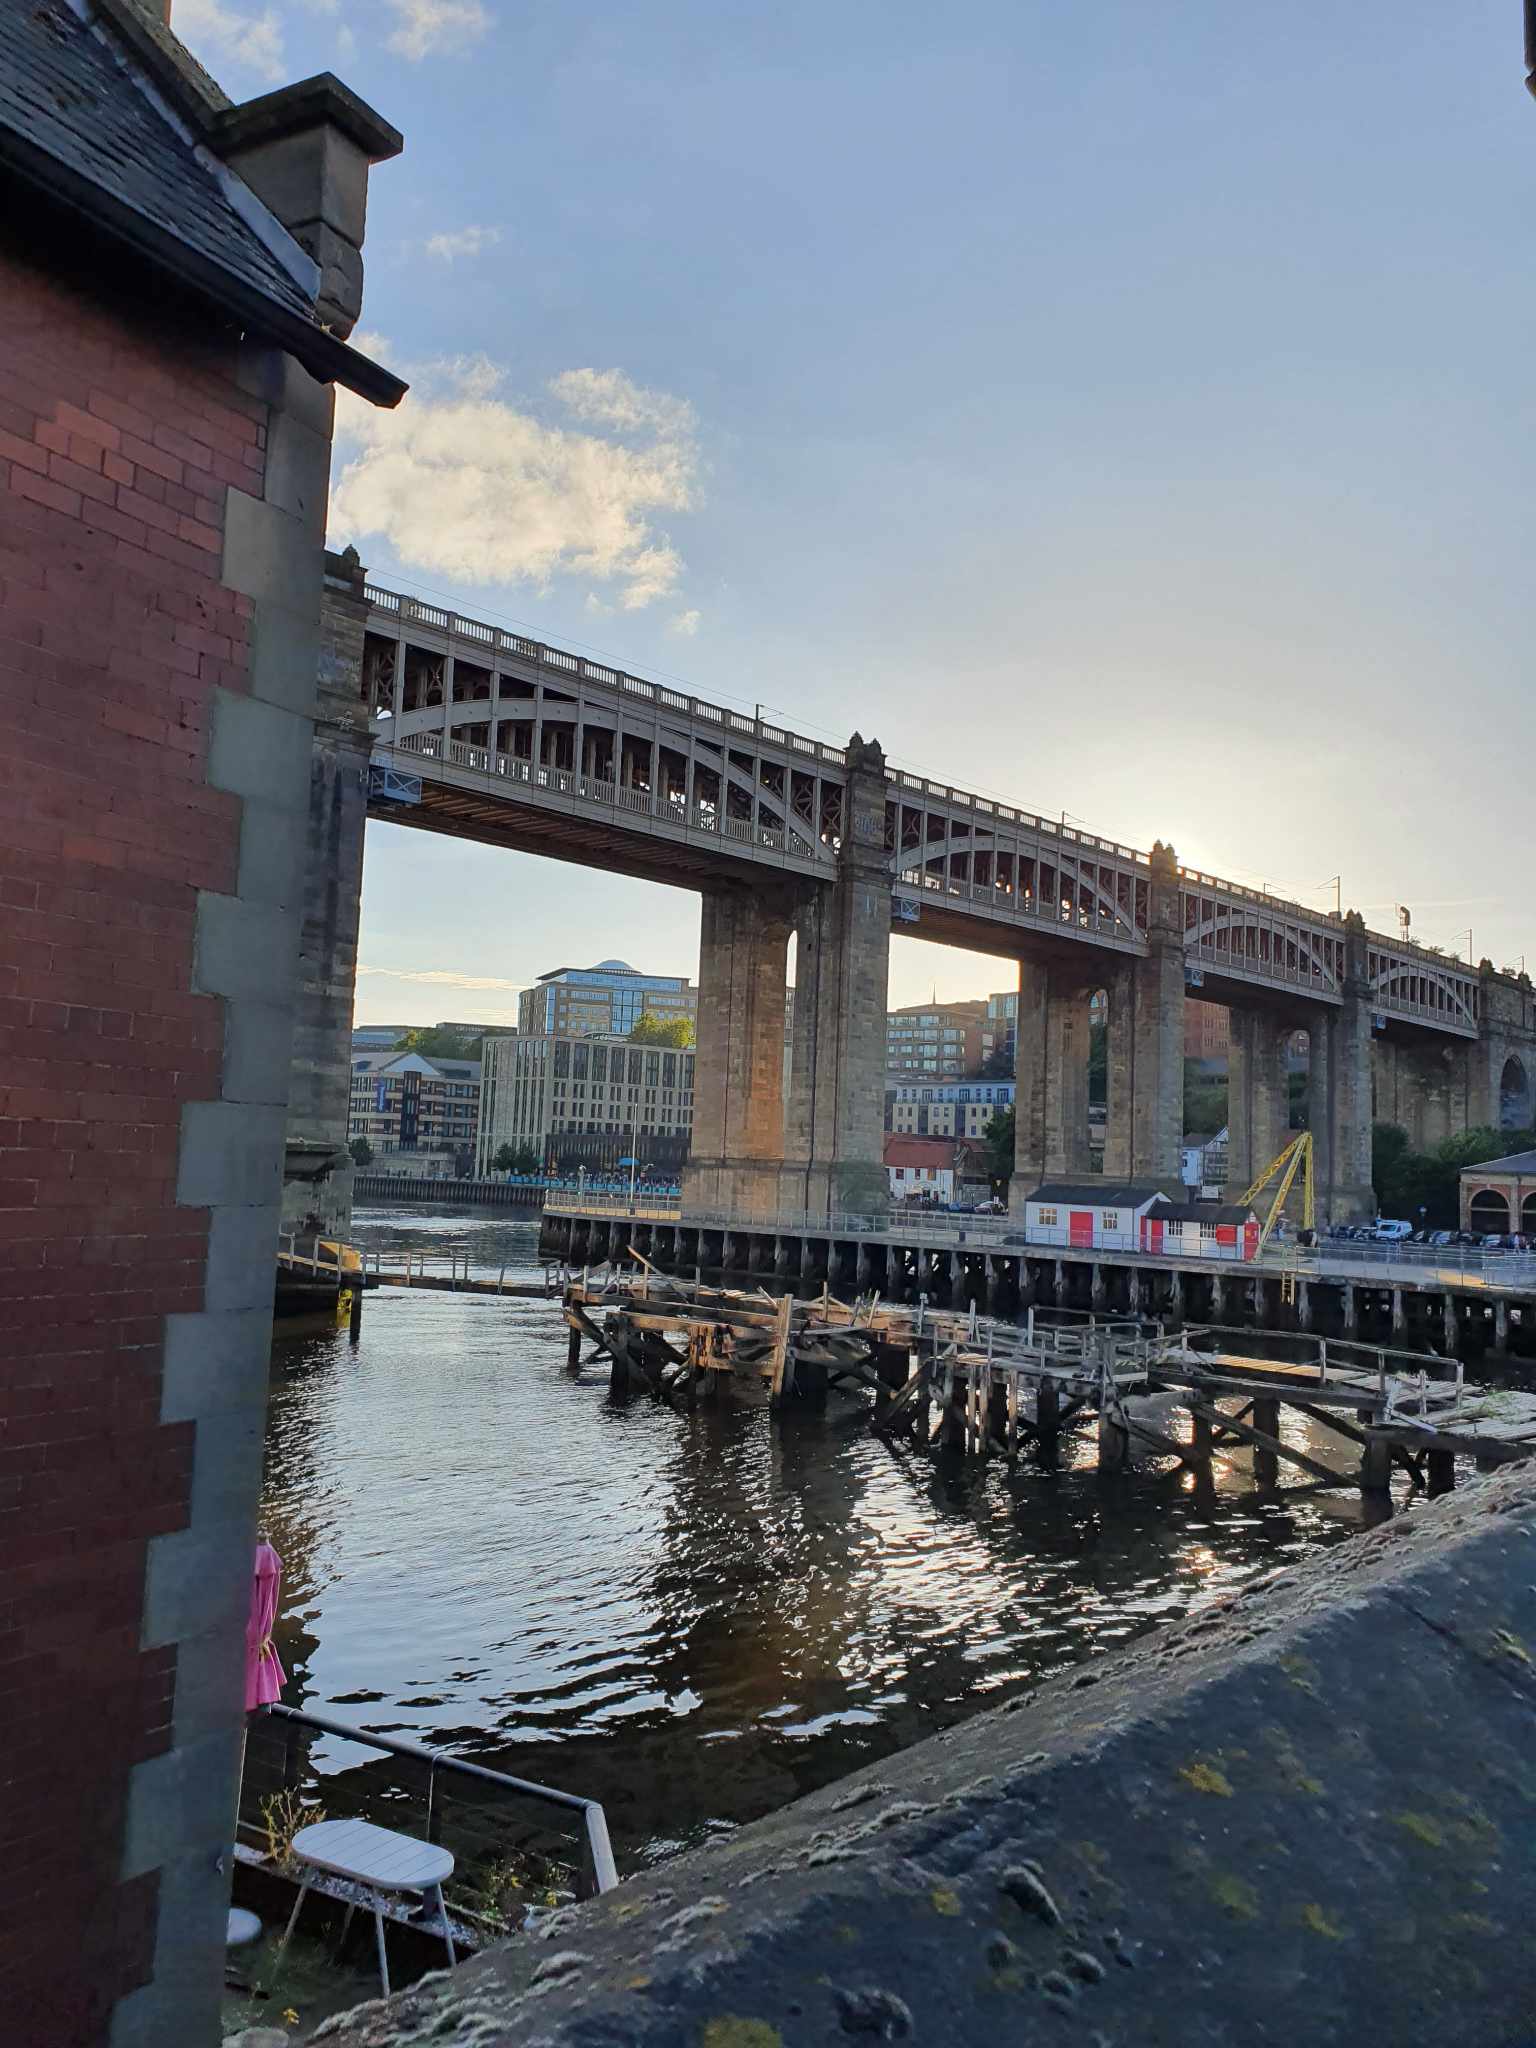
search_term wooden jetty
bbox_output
[563,1265,1536,1497]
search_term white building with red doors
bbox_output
[1022,1183,1260,1261]
[1143,1198,1260,1262]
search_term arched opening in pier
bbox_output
[1523,1192,1536,1234]
[356,824,703,1183]
[1469,1188,1511,1234]
[886,934,1017,1190]
[1087,984,1109,1168]
[1499,1054,1532,1131]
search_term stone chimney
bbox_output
[211,76,402,336]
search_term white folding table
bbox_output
[275,1816,456,1996]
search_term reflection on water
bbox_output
[263,1208,1395,1868]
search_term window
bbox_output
[1038,1206,1058,1226]
[1102,1210,1119,1232]
[1200,1221,1217,1238]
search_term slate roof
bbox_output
[1025,1183,1168,1209]
[0,1,403,404]
[1461,1149,1536,1175]
[1147,1198,1255,1225]
[2,3,312,318]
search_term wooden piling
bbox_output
[1359,1408,1393,1494]
[1035,1377,1060,1466]
[1252,1396,1281,1489]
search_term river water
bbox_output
[261,1204,1397,1873]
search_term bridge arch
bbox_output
[1182,907,1336,992]
[1499,1054,1533,1131]
[1469,1187,1511,1234]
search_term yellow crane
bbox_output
[1237,1130,1315,1253]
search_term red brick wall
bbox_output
[0,242,267,2046]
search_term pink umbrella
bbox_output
[245,1539,286,1710]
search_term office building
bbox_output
[476,1032,696,1177]
[348,1051,482,1160]
[518,958,696,1038]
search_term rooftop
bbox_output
[0,0,403,403]
[1461,1149,1536,1175]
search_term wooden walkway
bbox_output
[562,1268,1536,1496]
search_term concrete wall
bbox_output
[316,1464,1536,2048]
[0,223,334,2047]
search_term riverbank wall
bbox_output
[314,1462,1536,2048]
[353,1174,544,1210]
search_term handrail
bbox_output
[260,1703,618,1897]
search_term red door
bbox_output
[1070,1210,1094,1249]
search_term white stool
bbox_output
[274,1817,456,1997]
[227,1907,263,1948]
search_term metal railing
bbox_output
[386,730,826,867]
[242,1703,617,1910]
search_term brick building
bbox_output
[1185,997,1231,1061]
[885,998,992,1077]
[0,7,401,2043]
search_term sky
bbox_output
[178,0,1536,1028]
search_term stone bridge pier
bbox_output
[1010,842,1187,1205]
[683,735,892,1222]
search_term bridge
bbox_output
[280,556,1536,1241]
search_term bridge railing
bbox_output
[388,731,813,864]
[368,583,1512,1012]
[366,585,849,770]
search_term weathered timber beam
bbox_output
[1183,1401,1350,1488]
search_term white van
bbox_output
[1372,1218,1413,1243]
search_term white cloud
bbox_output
[358,966,525,991]
[336,22,357,55]
[173,0,285,80]
[669,609,701,637]
[332,357,699,612]
[385,0,492,60]
[551,368,696,441]
[425,224,502,264]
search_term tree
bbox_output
[629,1012,695,1047]
[976,1042,1014,1081]
[983,1106,1015,1189]
[348,1136,373,1167]
[1372,1122,1535,1228]
[1184,1059,1228,1142]
[1087,1020,1107,1106]
[394,1024,485,1060]
[492,1142,542,1175]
